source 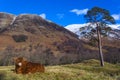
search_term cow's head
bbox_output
[13,57,26,67]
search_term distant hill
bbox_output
[65,23,120,39]
[0,12,120,66]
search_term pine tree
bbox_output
[83,7,115,66]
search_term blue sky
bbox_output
[0,0,120,26]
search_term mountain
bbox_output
[0,12,120,66]
[65,23,120,39]
[0,12,83,65]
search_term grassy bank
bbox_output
[0,59,120,80]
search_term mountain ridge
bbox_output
[65,23,120,39]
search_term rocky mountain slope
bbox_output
[0,12,83,65]
[0,12,79,50]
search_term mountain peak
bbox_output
[0,12,77,38]
[0,12,15,30]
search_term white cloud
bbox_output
[39,13,46,19]
[57,13,64,19]
[70,8,88,16]
[112,14,120,20]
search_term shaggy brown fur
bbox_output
[14,57,45,74]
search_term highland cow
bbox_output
[14,57,45,74]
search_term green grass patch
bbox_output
[0,59,120,80]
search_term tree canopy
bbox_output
[84,6,115,24]
[81,7,115,41]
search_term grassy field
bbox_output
[0,59,120,80]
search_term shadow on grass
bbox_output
[0,72,6,80]
[0,71,17,80]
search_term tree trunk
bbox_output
[96,23,104,67]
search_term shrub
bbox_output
[12,35,28,42]
[0,72,6,80]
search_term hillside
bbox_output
[0,12,120,66]
[0,12,84,65]
[0,59,120,80]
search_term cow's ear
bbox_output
[13,57,17,61]
[23,57,27,61]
